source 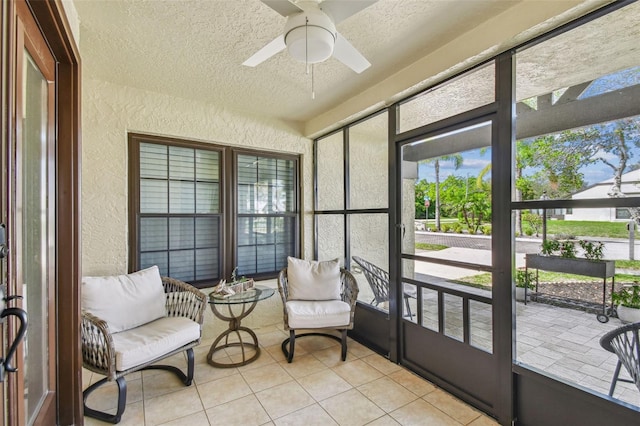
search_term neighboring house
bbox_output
[565,169,640,221]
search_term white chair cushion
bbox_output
[112,316,201,371]
[82,266,166,333]
[286,300,351,329]
[287,257,341,301]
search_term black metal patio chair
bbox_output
[352,256,416,317]
[599,321,640,397]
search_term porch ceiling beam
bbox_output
[403,83,640,162]
[516,83,640,140]
[402,123,491,161]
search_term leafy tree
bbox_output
[437,174,490,233]
[558,117,640,222]
[519,134,586,199]
[414,179,434,219]
[439,175,466,217]
[522,211,543,237]
[420,154,463,230]
[461,175,491,233]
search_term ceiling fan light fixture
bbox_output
[285,26,334,63]
[243,0,377,73]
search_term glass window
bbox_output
[398,63,495,133]
[317,214,345,265]
[130,136,300,285]
[137,142,221,283]
[236,154,298,275]
[316,131,344,210]
[350,213,389,307]
[514,4,640,203]
[315,112,392,309]
[349,112,388,209]
[513,1,640,409]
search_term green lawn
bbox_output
[415,242,448,251]
[614,259,640,270]
[424,219,632,239]
[457,269,640,290]
[527,220,629,239]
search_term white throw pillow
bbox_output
[287,257,341,301]
[82,266,166,332]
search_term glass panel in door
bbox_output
[399,120,498,413]
[21,51,54,425]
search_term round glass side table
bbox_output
[207,285,275,368]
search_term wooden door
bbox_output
[3,2,57,424]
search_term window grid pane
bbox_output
[134,139,299,284]
[140,143,167,179]
[236,154,297,276]
[138,142,222,283]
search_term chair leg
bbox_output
[288,330,295,363]
[281,329,296,363]
[83,348,195,424]
[340,329,348,361]
[83,376,127,424]
[404,295,413,318]
[141,347,196,386]
[282,331,350,363]
[185,347,195,385]
[609,360,623,396]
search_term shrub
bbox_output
[524,228,534,236]
[541,240,560,256]
[559,241,577,258]
[515,269,535,289]
[522,211,542,237]
[578,240,604,261]
[612,284,640,309]
[441,224,451,233]
[482,225,491,235]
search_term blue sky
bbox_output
[417,146,621,186]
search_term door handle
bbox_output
[1,306,27,374]
[0,287,27,381]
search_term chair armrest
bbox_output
[340,269,359,308]
[277,269,290,329]
[162,277,207,325]
[81,311,117,379]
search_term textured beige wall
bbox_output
[82,78,312,276]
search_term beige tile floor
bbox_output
[83,316,498,425]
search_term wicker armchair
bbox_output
[82,275,206,423]
[352,256,416,317]
[599,321,640,397]
[277,265,358,363]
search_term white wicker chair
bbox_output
[81,275,206,423]
[277,262,358,363]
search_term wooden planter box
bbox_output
[525,254,615,279]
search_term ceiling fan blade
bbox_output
[243,35,287,67]
[320,0,379,24]
[260,0,304,17]
[332,32,370,73]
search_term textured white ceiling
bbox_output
[73,0,612,131]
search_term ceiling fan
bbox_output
[243,0,378,73]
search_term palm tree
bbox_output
[421,154,463,231]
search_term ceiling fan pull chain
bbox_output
[312,64,315,100]
[305,17,309,75]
